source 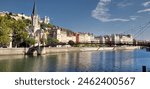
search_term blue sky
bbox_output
[0,0,150,40]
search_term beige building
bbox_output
[48,27,95,44]
[0,11,31,20]
[77,33,94,43]
[43,16,50,24]
[99,34,134,45]
[11,13,31,20]
[112,34,133,44]
[49,27,76,43]
[0,11,8,16]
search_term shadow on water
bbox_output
[0,55,58,72]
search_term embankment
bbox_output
[0,46,141,55]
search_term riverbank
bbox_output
[0,46,141,56]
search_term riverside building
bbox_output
[99,34,134,45]
[48,26,95,44]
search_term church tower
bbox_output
[31,1,40,33]
[29,1,47,47]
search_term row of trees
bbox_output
[0,15,35,47]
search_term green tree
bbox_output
[12,19,28,47]
[41,23,53,29]
[23,19,31,26]
[68,40,75,46]
[47,37,59,47]
[0,15,29,47]
[0,16,12,47]
[25,37,36,46]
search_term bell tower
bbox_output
[31,1,40,33]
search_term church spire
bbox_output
[31,0,40,33]
[32,1,37,16]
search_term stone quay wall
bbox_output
[0,46,141,55]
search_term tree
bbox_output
[11,19,28,47]
[47,37,59,47]
[41,23,53,29]
[68,40,75,46]
[9,12,13,15]
[25,37,36,47]
[23,19,31,26]
[0,16,12,47]
[0,15,31,47]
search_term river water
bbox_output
[0,49,150,72]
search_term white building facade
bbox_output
[99,34,134,45]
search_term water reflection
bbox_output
[0,49,150,72]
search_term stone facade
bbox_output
[99,34,133,44]
[77,33,94,43]
[48,27,95,43]
[43,16,50,24]
[112,34,133,44]
[49,27,76,43]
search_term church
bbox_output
[29,2,47,46]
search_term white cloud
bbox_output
[92,0,130,22]
[117,3,132,7]
[129,16,139,21]
[104,18,129,22]
[117,0,132,7]
[137,1,150,13]
[143,1,150,7]
[137,8,150,13]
